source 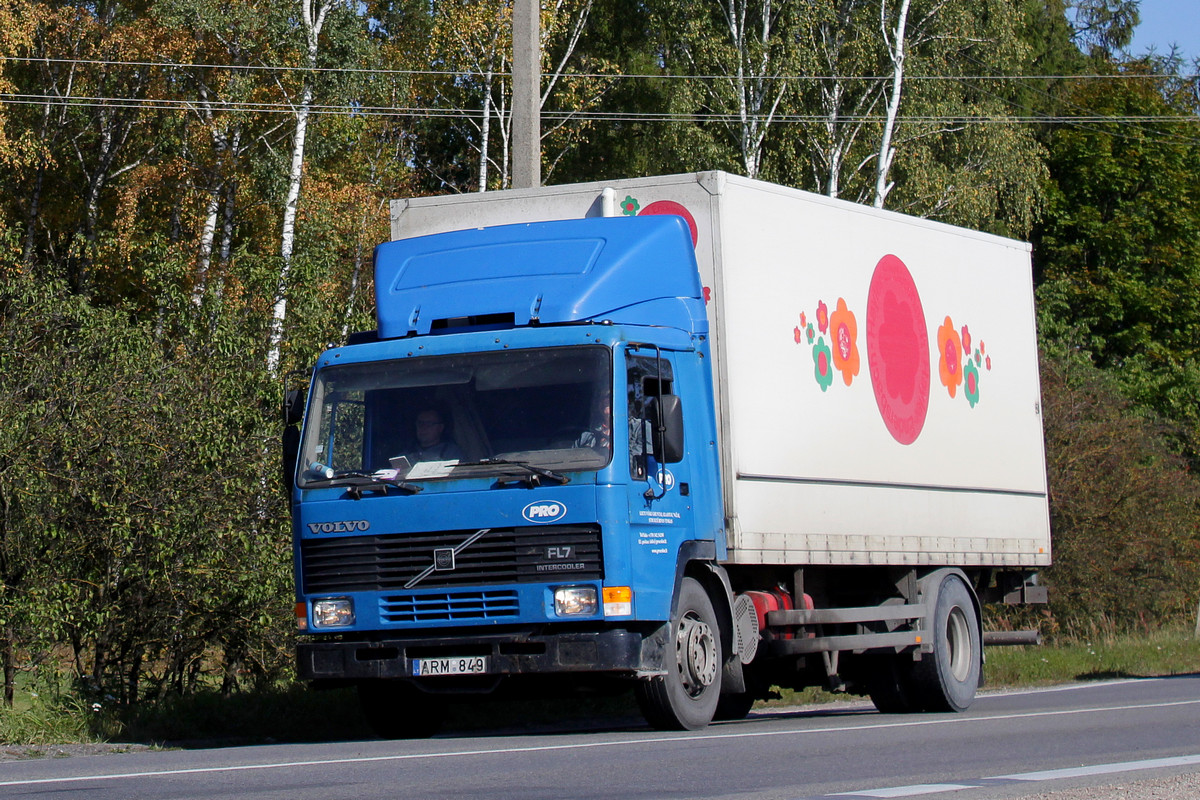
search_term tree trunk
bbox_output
[2,627,14,708]
[478,78,493,192]
[268,81,312,375]
[269,0,334,374]
[194,187,221,306]
[873,0,910,209]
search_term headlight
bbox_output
[554,586,598,616]
[312,598,355,628]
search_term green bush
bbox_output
[0,273,293,711]
[1036,351,1200,633]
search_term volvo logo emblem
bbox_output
[433,548,455,571]
[306,520,370,535]
[522,501,567,523]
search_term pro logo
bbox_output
[656,467,676,491]
[522,501,567,524]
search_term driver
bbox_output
[575,397,612,453]
[405,408,463,462]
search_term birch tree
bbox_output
[265,0,339,374]
[878,0,1044,232]
[160,0,271,309]
[424,0,614,191]
[266,0,377,372]
[784,0,1043,233]
[871,0,913,207]
[796,0,881,198]
[651,0,807,179]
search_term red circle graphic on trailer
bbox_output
[866,254,930,445]
[639,200,698,247]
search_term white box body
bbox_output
[391,172,1051,569]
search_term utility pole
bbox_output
[512,0,540,189]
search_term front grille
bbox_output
[380,590,520,623]
[301,524,603,594]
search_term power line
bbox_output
[4,92,1197,126]
[5,55,1198,83]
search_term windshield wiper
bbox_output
[462,459,569,487]
[310,471,423,497]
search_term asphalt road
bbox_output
[1,675,1197,800]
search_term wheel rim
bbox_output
[676,611,718,697]
[945,605,972,683]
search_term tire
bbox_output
[357,681,443,739]
[909,573,981,712]
[713,691,755,721]
[636,577,723,730]
[865,653,921,714]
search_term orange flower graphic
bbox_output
[937,316,963,397]
[829,298,860,386]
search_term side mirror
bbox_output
[284,388,305,427]
[648,395,684,464]
[282,424,301,493]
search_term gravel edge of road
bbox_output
[1023,772,1200,799]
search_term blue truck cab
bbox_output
[290,215,731,735]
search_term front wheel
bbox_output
[636,577,723,730]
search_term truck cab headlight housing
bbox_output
[312,598,355,628]
[554,586,598,616]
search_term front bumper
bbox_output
[298,626,666,682]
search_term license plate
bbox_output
[411,656,489,676]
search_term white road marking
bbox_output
[832,784,976,797]
[822,754,1200,798]
[0,698,1196,788]
[996,753,1200,781]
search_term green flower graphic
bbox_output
[964,359,980,408]
[813,336,834,392]
[621,196,640,216]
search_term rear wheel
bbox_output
[909,573,981,712]
[713,690,755,721]
[636,577,723,730]
[865,652,924,713]
[713,661,771,721]
[357,681,443,739]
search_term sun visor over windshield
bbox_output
[373,216,706,338]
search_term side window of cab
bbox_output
[626,350,674,480]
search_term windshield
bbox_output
[298,345,612,485]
